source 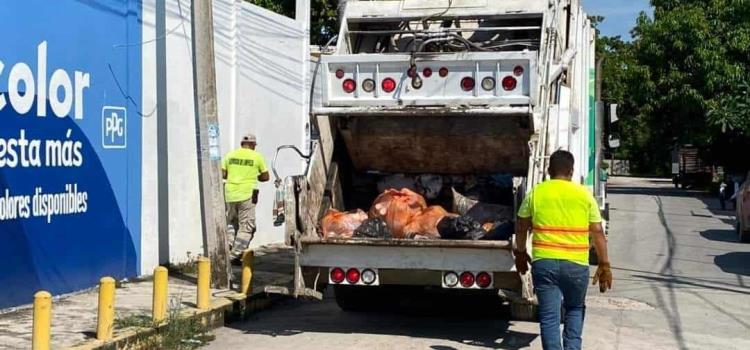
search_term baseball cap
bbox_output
[241,133,257,144]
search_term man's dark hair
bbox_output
[548,150,575,178]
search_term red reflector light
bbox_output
[513,66,524,77]
[459,271,475,288]
[346,268,361,284]
[335,69,345,79]
[502,76,517,91]
[439,67,449,77]
[476,272,492,288]
[461,77,475,91]
[330,268,345,284]
[382,78,396,93]
[423,67,433,78]
[343,79,356,93]
[407,66,418,78]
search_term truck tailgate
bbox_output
[299,237,514,272]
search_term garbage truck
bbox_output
[270,0,605,320]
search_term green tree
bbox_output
[597,0,750,174]
[244,0,338,45]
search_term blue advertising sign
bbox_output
[0,1,142,308]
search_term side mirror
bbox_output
[608,134,621,149]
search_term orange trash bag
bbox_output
[369,188,427,238]
[403,206,457,239]
[320,209,368,239]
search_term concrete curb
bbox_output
[66,291,284,350]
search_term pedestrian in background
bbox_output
[719,176,730,211]
[222,133,270,264]
[514,150,613,350]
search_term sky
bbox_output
[582,0,653,39]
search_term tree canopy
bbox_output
[597,0,750,174]
[245,0,337,45]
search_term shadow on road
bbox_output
[651,196,689,350]
[228,293,538,349]
[700,229,740,243]
[715,252,750,277]
[607,186,702,198]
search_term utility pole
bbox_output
[191,0,230,288]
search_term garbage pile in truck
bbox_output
[320,175,516,241]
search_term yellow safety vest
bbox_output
[517,179,602,266]
[221,148,268,203]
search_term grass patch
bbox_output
[115,313,153,329]
[113,298,215,349]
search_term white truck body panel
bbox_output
[343,0,548,20]
[322,52,537,107]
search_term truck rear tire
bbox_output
[333,285,382,312]
[509,302,538,322]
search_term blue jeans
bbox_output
[532,259,589,350]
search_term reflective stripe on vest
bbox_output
[532,224,590,264]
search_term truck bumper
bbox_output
[297,238,521,291]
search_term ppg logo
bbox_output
[102,106,127,149]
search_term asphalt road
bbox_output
[205,177,750,350]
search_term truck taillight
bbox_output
[362,79,376,92]
[423,67,433,78]
[513,66,524,77]
[443,272,459,287]
[335,69,345,79]
[502,76,517,91]
[461,77,475,91]
[361,269,377,285]
[481,77,495,91]
[343,79,356,93]
[476,272,492,288]
[407,66,418,78]
[382,78,396,93]
[459,271,475,288]
[439,67,449,77]
[346,268,361,284]
[330,268,345,284]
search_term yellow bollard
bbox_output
[152,266,169,323]
[241,250,254,296]
[96,277,116,341]
[32,291,52,350]
[197,257,211,310]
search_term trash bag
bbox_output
[416,174,444,200]
[320,209,368,239]
[452,188,513,224]
[479,220,515,241]
[403,206,455,239]
[354,218,392,239]
[369,188,427,238]
[437,215,486,240]
[377,174,418,194]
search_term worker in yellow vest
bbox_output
[222,134,270,264]
[514,150,612,350]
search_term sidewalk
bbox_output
[0,243,294,349]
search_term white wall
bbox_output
[140,0,310,273]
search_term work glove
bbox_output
[514,250,532,275]
[592,262,613,293]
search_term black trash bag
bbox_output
[354,218,392,239]
[437,215,486,240]
[480,221,514,241]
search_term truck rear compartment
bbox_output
[320,113,522,241]
[298,113,527,290]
